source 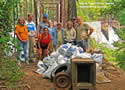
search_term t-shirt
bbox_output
[58,30,62,43]
[26,21,36,37]
[76,23,91,41]
[26,21,36,31]
[37,21,49,34]
[15,24,28,40]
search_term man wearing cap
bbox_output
[72,17,78,45]
[37,14,49,35]
[72,17,78,30]
[76,17,94,52]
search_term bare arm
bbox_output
[38,34,41,49]
[88,28,94,36]
[47,35,52,49]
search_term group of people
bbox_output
[15,13,94,65]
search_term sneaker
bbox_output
[26,61,30,64]
[32,58,36,63]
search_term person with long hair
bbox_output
[38,27,51,60]
[64,21,76,44]
[15,18,29,65]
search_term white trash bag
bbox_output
[50,52,59,58]
[42,62,58,79]
[35,61,47,74]
[65,46,77,57]
[91,53,104,64]
[73,52,92,59]
[57,55,66,64]
[57,43,72,55]
[43,56,51,66]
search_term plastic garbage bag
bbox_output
[43,56,51,66]
[57,55,66,64]
[91,53,104,64]
[50,52,59,58]
[78,47,84,53]
[57,43,72,55]
[65,46,77,57]
[48,56,57,66]
[42,61,58,79]
[64,57,71,64]
[36,61,47,74]
[35,69,45,74]
[73,53,92,59]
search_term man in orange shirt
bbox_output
[15,18,29,65]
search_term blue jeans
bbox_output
[18,40,29,61]
[77,39,89,50]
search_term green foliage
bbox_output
[102,0,125,70]
[90,38,116,61]
[76,0,113,21]
[117,9,125,25]
[0,0,24,87]
[0,58,24,87]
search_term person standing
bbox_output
[64,21,76,44]
[72,17,78,30]
[26,13,36,62]
[72,17,78,45]
[76,17,94,52]
[15,18,29,65]
[53,23,64,49]
[37,14,49,36]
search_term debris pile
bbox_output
[36,43,104,80]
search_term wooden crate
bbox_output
[72,83,96,90]
[71,58,96,90]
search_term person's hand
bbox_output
[22,40,27,43]
[83,35,89,39]
[30,31,33,34]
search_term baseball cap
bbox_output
[43,14,48,18]
[72,16,76,20]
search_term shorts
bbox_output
[77,39,89,50]
[40,42,48,49]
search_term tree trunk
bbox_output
[24,0,27,19]
[68,0,77,20]
[33,0,38,26]
[29,0,33,13]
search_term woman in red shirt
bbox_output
[38,27,51,60]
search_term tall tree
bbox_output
[68,0,77,20]
[29,0,33,13]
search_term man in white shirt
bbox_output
[26,13,36,62]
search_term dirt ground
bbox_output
[18,61,125,90]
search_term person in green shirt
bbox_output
[64,21,76,44]
[76,17,94,52]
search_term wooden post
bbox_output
[33,0,38,26]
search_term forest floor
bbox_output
[18,60,125,90]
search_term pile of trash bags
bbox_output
[36,43,104,79]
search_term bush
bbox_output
[0,57,24,87]
[0,0,24,87]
